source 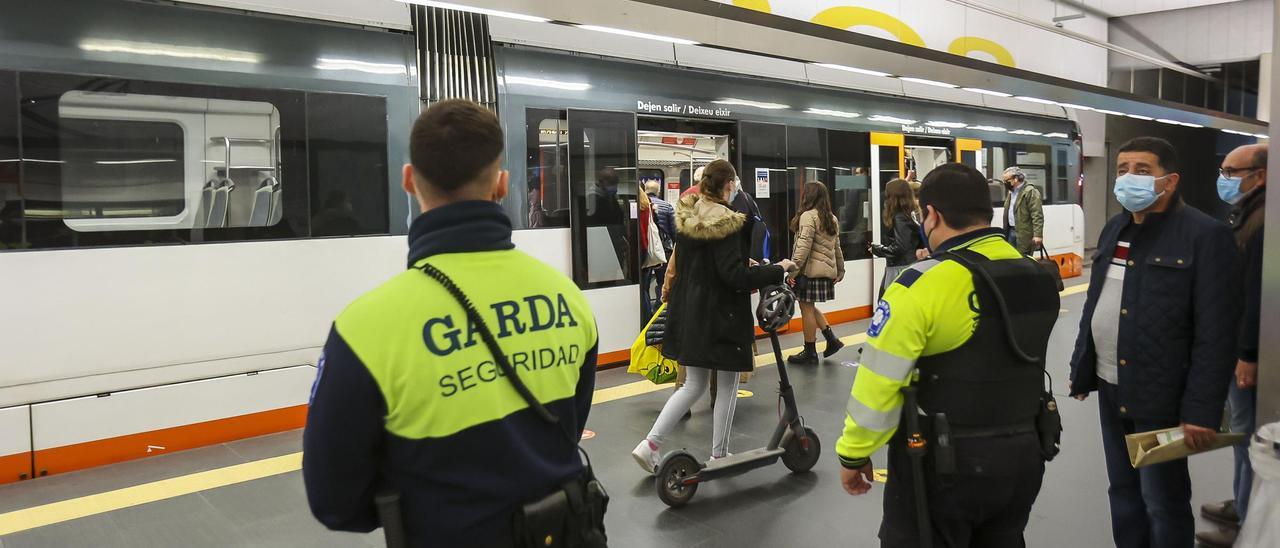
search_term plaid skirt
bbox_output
[798,276,835,303]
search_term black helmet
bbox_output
[756,284,796,333]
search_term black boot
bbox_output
[822,327,845,358]
[788,342,819,364]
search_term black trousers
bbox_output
[880,429,1045,548]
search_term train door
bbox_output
[738,121,788,262]
[566,108,642,334]
[957,138,983,172]
[869,132,903,297]
[635,120,732,321]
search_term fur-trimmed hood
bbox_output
[675,193,745,241]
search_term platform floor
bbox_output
[0,277,1238,547]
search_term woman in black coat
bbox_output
[631,160,793,471]
[870,178,925,299]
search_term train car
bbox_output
[493,44,1086,359]
[0,0,1085,482]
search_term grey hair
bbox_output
[1002,166,1026,182]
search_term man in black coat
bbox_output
[1069,137,1241,548]
[1197,143,1267,547]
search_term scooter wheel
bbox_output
[655,453,700,508]
[782,427,822,473]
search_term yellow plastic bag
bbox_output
[628,304,679,384]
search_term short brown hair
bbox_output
[410,99,504,193]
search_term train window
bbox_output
[305,93,389,237]
[828,130,872,261]
[58,119,186,220]
[0,71,19,250]
[4,71,389,251]
[524,109,570,229]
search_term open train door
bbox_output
[566,109,644,334]
[869,132,903,299]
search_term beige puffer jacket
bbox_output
[791,209,844,280]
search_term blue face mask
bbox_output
[1113,173,1168,213]
[1217,175,1245,205]
[728,179,741,203]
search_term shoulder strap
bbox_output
[938,249,1039,363]
[417,262,597,463]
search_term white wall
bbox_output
[715,0,1111,86]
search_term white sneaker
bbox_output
[632,440,661,474]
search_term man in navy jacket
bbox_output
[1069,137,1240,548]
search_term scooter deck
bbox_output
[697,447,786,480]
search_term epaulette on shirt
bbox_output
[893,258,941,289]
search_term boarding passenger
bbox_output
[870,178,925,299]
[1068,137,1240,548]
[632,159,794,472]
[1001,166,1044,255]
[664,170,768,409]
[645,181,675,306]
[303,99,602,547]
[786,181,846,364]
[836,163,1061,547]
[1197,143,1268,548]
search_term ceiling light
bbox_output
[1223,129,1254,136]
[394,1,549,22]
[1058,103,1095,111]
[505,75,591,91]
[813,63,893,78]
[1014,96,1060,106]
[1178,122,1204,128]
[713,98,789,110]
[868,115,918,125]
[967,125,1007,132]
[1009,129,1044,136]
[315,58,407,75]
[962,88,1013,98]
[1044,132,1070,139]
[80,39,261,64]
[1255,134,1270,140]
[1126,114,1155,121]
[926,121,967,129]
[1156,118,1182,125]
[1095,109,1125,116]
[577,25,698,45]
[805,108,861,118]
[899,77,959,88]
[95,159,178,165]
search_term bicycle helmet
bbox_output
[756,284,796,333]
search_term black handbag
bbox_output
[417,263,609,548]
[1036,245,1065,292]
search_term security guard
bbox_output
[836,163,1060,547]
[303,99,599,547]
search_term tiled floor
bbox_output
[0,280,1241,547]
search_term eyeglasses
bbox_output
[1220,166,1266,178]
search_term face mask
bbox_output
[1217,175,1246,205]
[728,179,740,203]
[921,209,936,253]
[1113,173,1168,213]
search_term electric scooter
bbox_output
[654,285,822,508]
